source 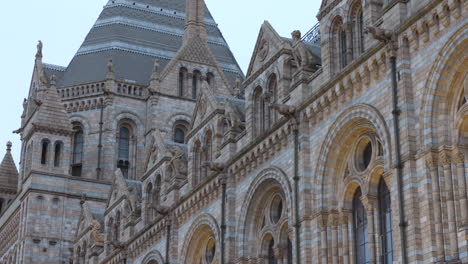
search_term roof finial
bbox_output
[106,59,115,80]
[36,40,43,58]
[6,141,12,152]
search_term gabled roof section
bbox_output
[54,0,243,87]
[246,21,291,77]
[0,142,18,194]
[106,169,142,212]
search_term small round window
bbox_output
[205,238,216,264]
[355,137,373,172]
[270,196,283,224]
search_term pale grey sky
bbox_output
[0,0,321,165]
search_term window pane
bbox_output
[118,127,130,160]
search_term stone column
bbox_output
[440,152,459,259]
[319,216,328,264]
[455,151,467,227]
[427,157,445,260]
[341,211,351,264]
[362,196,377,264]
[331,215,339,264]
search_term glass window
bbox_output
[379,179,393,263]
[72,128,84,176]
[54,142,61,167]
[118,127,130,160]
[340,29,348,68]
[353,188,369,264]
[41,141,48,165]
[174,127,185,144]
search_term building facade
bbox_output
[0,0,467,263]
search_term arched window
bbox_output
[40,140,49,165]
[174,123,187,144]
[72,124,84,176]
[117,127,131,178]
[0,198,4,213]
[54,142,62,167]
[114,211,121,241]
[179,68,187,97]
[267,74,278,128]
[145,183,153,222]
[207,72,214,87]
[331,17,347,74]
[351,2,365,56]
[353,188,369,264]
[378,179,393,263]
[193,141,202,186]
[340,27,348,68]
[202,131,213,179]
[253,87,264,137]
[192,70,201,99]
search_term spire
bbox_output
[184,0,207,44]
[0,142,19,194]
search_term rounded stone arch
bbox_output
[141,250,164,264]
[236,166,293,259]
[112,112,144,137]
[180,213,221,264]
[322,7,346,32]
[344,0,363,20]
[420,25,468,148]
[340,177,365,211]
[69,115,91,134]
[313,104,392,211]
[166,113,192,132]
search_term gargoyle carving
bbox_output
[291,30,320,71]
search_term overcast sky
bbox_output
[0,0,321,165]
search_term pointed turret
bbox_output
[183,0,208,44]
[31,74,73,133]
[0,142,19,195]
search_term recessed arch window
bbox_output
[179,67,188,97]
[253,86,264,136]
[350,2,365,56]
[40,140,49,165]
[192,70,201,99]
[193,141,202,186]
[72,124,84,176]
[206,72,214,87]
[54,141,62,167]
[117,126,131,178]
[353,188,369,264]
[173,121,189,144]
[378,179,393,263]
[330,16,347,74]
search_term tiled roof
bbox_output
[54,0,243,87]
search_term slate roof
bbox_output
[54,0,243,87]
[0,142,18,193]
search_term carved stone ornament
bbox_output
[90,220,104,246]
[258,38,269,61]
[199,97,207,117]
[291,30,320,71]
